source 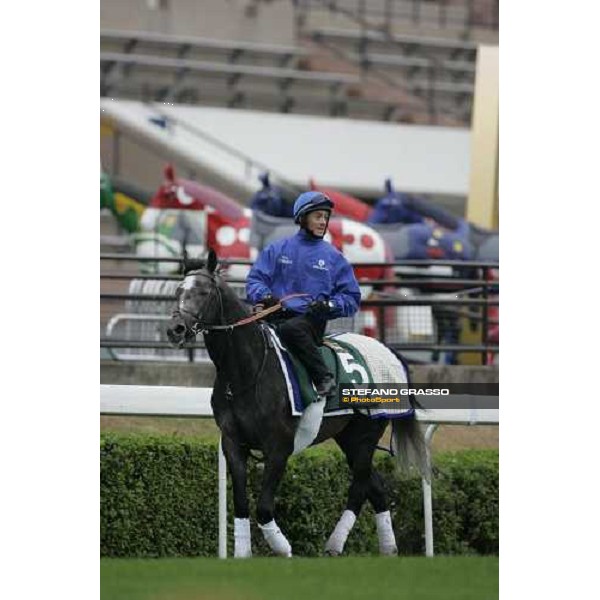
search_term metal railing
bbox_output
[100,28,363,120]
[101,29,309,62]
[295,1,497,124]
[308,26,477,124]
[100,254,498,365]
[294,0,499,36]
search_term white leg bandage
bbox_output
[325,509,356,556]
[234,518,252,558]
[375,511,398,555]
[258,520,292,557]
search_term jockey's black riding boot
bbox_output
[276,314,335,397]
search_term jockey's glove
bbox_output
[254,294,279,313]
[261,295,279,308]
[308,299,332,316]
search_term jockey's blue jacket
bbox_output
[246,230,361,319]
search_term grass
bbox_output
[101,556,498,600]
[100,416,498,453]
[100,416,222,441]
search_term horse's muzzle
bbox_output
[166,318,190,348]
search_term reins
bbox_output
[191,289,311,335]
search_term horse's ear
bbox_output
[207,247,218,273]
[180,241,189,275]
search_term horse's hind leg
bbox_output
[221,435,252,558]
[326,418,397,556]
[368,470,398,555]
[257,451,293,557]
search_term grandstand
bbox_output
[101,0,498,126]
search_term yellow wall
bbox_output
[467,46,499,230]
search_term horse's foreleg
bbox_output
[221,435,252,558]
[257,453,292,557]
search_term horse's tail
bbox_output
[388,347,430,482]
[391,417,430,482]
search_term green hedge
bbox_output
[101,433,498,557]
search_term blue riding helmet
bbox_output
[293,191,334,224]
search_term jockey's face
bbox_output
[305,210,331,237]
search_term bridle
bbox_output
[175,269,309,336]
[174,270,227,336]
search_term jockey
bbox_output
[246,191,361,397]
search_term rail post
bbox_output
[218,438,227,558]
[423,423,439,557]
[481,267,490,365]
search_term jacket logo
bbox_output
[313,259,329,271]
[279,255,293,265]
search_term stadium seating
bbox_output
[100,1,497,125]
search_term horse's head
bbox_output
[166,248,222,348]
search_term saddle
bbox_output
[266,328,413,420]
